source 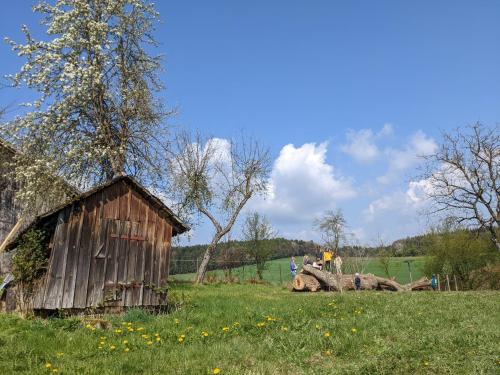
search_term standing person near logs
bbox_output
[290,257,298,278]
[334,254,343,275]
[323,248,333,272]
[354,273,361,291]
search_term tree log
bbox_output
[301,265,430,292]
[407,277,431,291]
[292,274,321,292]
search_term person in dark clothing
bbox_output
[303,255,313,266]
[354,273,362,291]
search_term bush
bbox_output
[424,228,499,289]
[12,228,49,284]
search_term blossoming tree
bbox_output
[3,0,170,207]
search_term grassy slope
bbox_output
[173,256,426,285]
[0,284,498,374]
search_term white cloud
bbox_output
[378,131,437,184]
[249,142,357,230]
[341,123,393,164]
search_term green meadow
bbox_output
[0,283,498,374]
[172,256,427,285]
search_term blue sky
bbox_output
[1,1,500,245]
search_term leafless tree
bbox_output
[422,123,499,252]
[167,131,271,283]
[242,212,277,280]
[314,209,347,253]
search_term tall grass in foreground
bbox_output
[0,283,498,374]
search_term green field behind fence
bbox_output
[171,256,426,285]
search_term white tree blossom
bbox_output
[3,0,170,207]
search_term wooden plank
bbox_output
[73,195,98,308]
[138,201,149,305]
[124,220,140,307]
[103,183,120,220]
[42,207,72,309]
[142,206,157,305]
[104,219,121,304]
[85,191,105,307]
[62,203,85,308]
[117,220,131,306]
[151,212,165,306]
[87,217,108,307]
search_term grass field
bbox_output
[0,283,498,374]
[172,256,426,285]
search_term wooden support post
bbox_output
[454,275,458,291]
[437,274,440,291]
[242,264,245,282]
[446,274,450,291]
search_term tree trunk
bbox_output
[301,265,431,292]
[292,274,321,292]
[195,234,222,284]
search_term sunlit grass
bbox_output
[0,283,498,374]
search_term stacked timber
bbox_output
[292,265,431,292]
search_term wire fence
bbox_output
[169,257,389,285]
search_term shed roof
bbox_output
[2,174,189,251]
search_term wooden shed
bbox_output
[2,174,188,313]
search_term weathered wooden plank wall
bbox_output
[34,180,174,310]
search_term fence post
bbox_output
[242,264,245,282]
[446,274,451,291]
[454,275,458,291]
[437,274,440,291]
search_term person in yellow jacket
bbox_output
[323,248,333,272]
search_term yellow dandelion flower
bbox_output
[100,336,106,340]
[324,332,331,338]
[110,345,116,350]
[91,327,96,331]
[127,322,132,326]
[213,368,221,374]
[115,329,122,334]
[281,326,288,332]
[324,350,332,356]
[256,322,266,328]
[137,327,145,331]
[121,322,127,326]
[424,362,429,366]
[351,328,357,333]
[128,327,134,332]
[122,340,128,345]
[100,341,105,345]
[52,369,59,373]
[124,348,130,353]
[56,352,64,357]
[45,363,52,369]
[202,331,209,337]
[233,322,240,327]
[85,324,92,329]
[155,333,160,337]
[147,340,154,345]
[222,327,230,332]
[177,337,183,343]
[156,337,161,342]
[174,319,180,324]
[98,346,103,350]
[315,324,320,329]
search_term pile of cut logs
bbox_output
[292,265,431,292]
